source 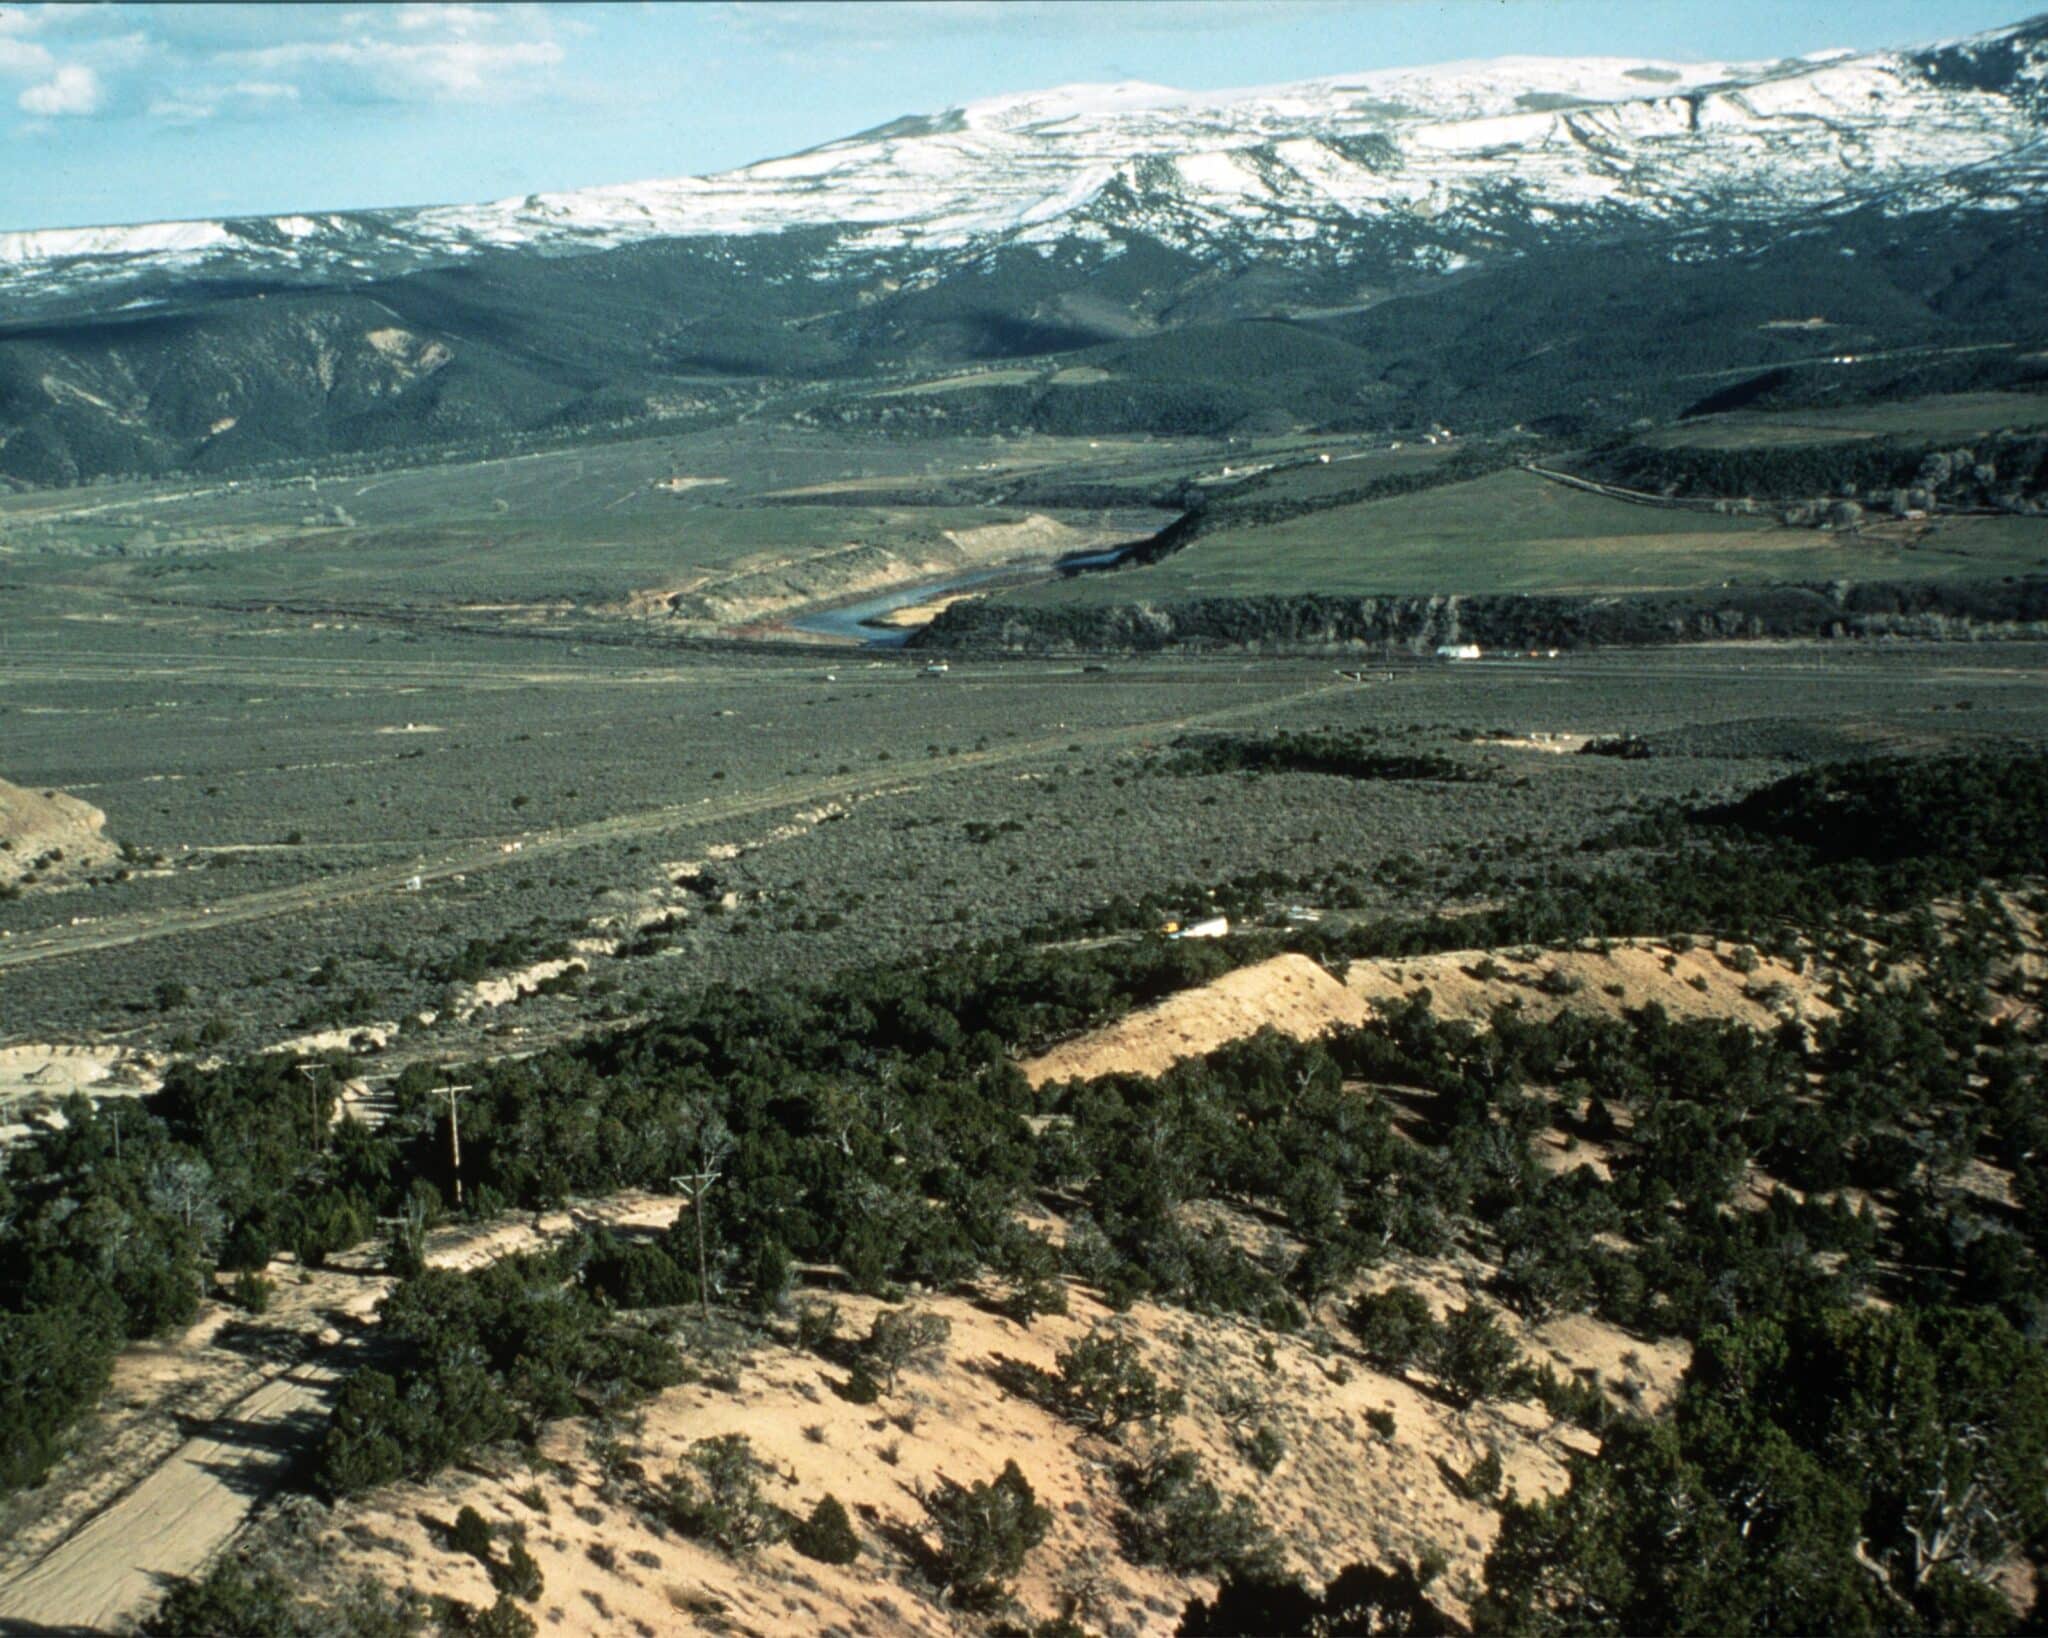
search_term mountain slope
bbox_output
[2,17,2046,486]
[7,21,2047,306]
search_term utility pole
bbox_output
[438,1084,474,1207]
[671,1162,722,1325]
[295,1063,326,1155]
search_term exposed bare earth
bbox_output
[0,773,118,890]
[311,1274,1683,1635]
[625,513,1130,626]
[1342,937,1833,1032]
[0,1040,159,1134]
[1022,939,1830,1087]
[1021,953,1371,1088]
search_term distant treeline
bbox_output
[1586,430,2048,512]
[914,577,2048,653]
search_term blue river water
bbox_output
[788,546,1134,646]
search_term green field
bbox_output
[1007,467,2048,604]
[1644,391,2048,450]
[0,425,1199,613]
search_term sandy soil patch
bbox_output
[0,774,119,889]
[872,590,980,628]
[939,514,1092,561]
[1344,938,1832,1033]
[0,1041,159,1125]
[614,513,1135,627]
[314,1264,1679,1633]
[455,958,587,1020]
[268,1022,402,1058]
[1021,953,1372,1088]
[1021,938,1830,1091]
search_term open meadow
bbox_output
[1009,465,2048,605]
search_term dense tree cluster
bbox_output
[0,920,1247,1495]
[1165,730,1482,784]
[1589,431,2048,516]
[313,1249,683,1496]
[1479,1308,2048,1634]
[0,1053,393,1490]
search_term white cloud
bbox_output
[225,34,564,103]
[19,62,101,116]
[5,4,577,123]
[145,92,215,121]
[0,34,51,77]
[393,3,500,34]
[148,78,301,123]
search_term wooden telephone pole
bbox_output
[437,1084,474,1206]
[295,1063,326,1155]
[670,1161,723,1324]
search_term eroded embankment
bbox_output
[914,577,2048,653]
[1019,939,1827,1089]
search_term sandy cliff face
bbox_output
[0,776,118,890]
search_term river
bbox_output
[787,545,1136,646]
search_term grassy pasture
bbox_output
[0,425,1221,610]
[65,504,1021,609]
[1012,467,2048,603]
[1645,391,2048,450]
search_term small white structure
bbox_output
[1172,915,1230,941]
[405,875,422,892]
[1435,643,1482,661]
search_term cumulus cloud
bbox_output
[3,3,577,124]
[20,62,102,116]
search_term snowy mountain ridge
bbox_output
[2,16,2045,311]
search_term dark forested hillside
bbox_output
[7,202,2048,488]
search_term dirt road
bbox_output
[0,1193,678,1635]
[0,678,1345,976]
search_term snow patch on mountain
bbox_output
[2,18,2044,308]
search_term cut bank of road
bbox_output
[0,677,1348,975]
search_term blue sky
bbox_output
[0,1,2031,231]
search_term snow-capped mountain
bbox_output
[5,17,2046,310]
